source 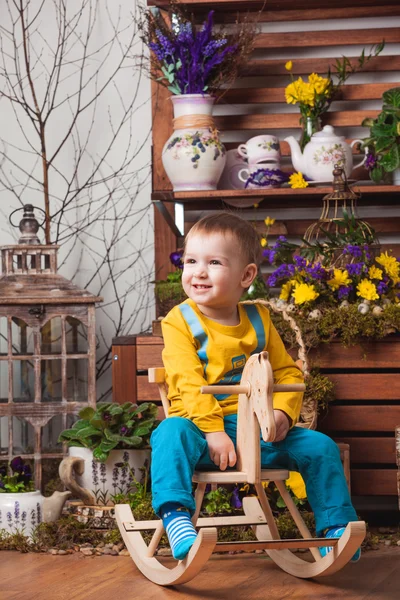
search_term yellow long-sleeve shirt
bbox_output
[161,299,304,433]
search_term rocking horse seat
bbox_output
[192,469,289,483]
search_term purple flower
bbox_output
[262,248,275,263]
[120,426,129,436]
[305,262,326,281]
[346,262,364,276]
[365,153,377,170]
[293,255,307,270]
[343,245,363,259]
[10,456,24,474]
[231,486,242,509]
[377,281,388,294]
[170,251,183,268]
[338,285,353,299]
[103,412,112,422]
[267,263,295,286]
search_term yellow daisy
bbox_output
[356,279,379,301]
[292,283,319,305]
[327,268,351,290]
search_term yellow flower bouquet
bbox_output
[285,42,385,150]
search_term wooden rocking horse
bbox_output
[115,351,365,586]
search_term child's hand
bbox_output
[205,431,237,470]
[273,409,291,442]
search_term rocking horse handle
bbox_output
[201,383,305,395]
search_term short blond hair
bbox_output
[185,212,262,266]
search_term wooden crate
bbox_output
[112,334,400,500]
[310,338,400,498]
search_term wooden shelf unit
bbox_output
[149,1,400,278]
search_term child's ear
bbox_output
[241,263,258,288]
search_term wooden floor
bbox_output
[1,547,399,600]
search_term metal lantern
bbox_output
[303,165,380,266]
[0,205,102,489]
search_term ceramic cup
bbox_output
[238,164,285,189]
[238,135,280,164]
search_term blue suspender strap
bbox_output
[178,303,209,375]
[242,304,266,354]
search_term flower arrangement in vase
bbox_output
[285,42,385,152]
[58,402,160,506]
[154,250,186,316]
[0,457,70,537]
[139,3,255,191]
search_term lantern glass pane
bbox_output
[41,360,62,402]
[41,414,64,454]
[0,317,7,356]
[41,317,62,355]
[66,317,88,354]
[12,416,34,454]
[13,360,35,402]
[0,416,8,454]
[11,318,35,355]
[0,361,8,403]
[66,358,88,401]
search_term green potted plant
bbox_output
[154,251,186,317]
[361,86,400,184]
[58,402,159,506]
[0,457,70,537]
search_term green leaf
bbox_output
[78,407,96,420]
[167,84,182,95]
[71,420,88,430]
[93,447,108,463]
[382,86,400,109]
[380,144,400,172]
[133,425,151,437]
[108,404,123,416]
[58,430,80,441]
[76,426,103,439]
[370,165,384,183]
[121,435,142,447]
[104,429,121,442]
[374,136,395,153]
[98,440,118,452]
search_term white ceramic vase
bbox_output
[162,94,226,191]
[392,167,400,185]
[60,447,151,506]
[0,489,71,538]
[0,491,43,537]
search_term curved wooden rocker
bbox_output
[115,351,366,586]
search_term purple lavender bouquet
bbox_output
[140,4,255,96]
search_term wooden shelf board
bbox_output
[152,184,400,204]
[148,1,388,10]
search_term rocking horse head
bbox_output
[240,351,277,443]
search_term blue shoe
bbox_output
[320,526,361,562]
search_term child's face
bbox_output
[182,231,257,315]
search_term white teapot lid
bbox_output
[311,125,344,142]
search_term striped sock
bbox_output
[161,502,197,560]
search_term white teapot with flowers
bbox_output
[285,125,366,182]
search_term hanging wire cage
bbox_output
[302,165,380,268]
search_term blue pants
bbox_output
[150,415,358,536]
